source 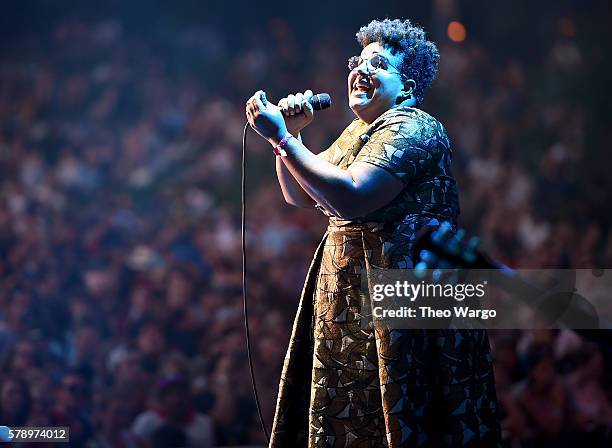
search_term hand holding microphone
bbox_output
[278,90,332,135]
[246,90,331,145]
[277,89,316,137]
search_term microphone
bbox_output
[259,92,331,111]
[309,93,332,110]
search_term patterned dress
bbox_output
[269,106,502,447]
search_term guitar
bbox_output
[411,222,607,337]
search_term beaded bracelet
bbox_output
[273,133,292,157]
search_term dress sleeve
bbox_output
[353,114,442,187]
[316,146,334,163]
[316,118,362,166]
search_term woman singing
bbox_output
[246,18,501,447]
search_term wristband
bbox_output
[273,133,292,157]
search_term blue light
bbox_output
[0,426,12,442]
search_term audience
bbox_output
[0,8,610,447]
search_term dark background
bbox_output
[0,0,611,446]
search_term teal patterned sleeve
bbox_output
[353,113,443,187]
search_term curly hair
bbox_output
[356,19,439,106]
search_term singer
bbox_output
[246,19,501,447]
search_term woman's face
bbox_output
[348,42,406,123]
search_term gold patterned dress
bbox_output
[269,106,501,447]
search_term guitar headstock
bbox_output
[412,222,497,273]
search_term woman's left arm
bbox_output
[246,90,403,219]
[278,137,403,219]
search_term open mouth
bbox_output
[352,77,373,95]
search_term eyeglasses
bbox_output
[347,53,404,78]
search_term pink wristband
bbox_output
[273,133,292,157]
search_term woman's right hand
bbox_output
[277,89,314,137]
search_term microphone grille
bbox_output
[311,93,332,110]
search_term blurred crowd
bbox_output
[0,4,611,447]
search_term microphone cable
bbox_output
[242,121,270,444]
[240,92,329,443]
